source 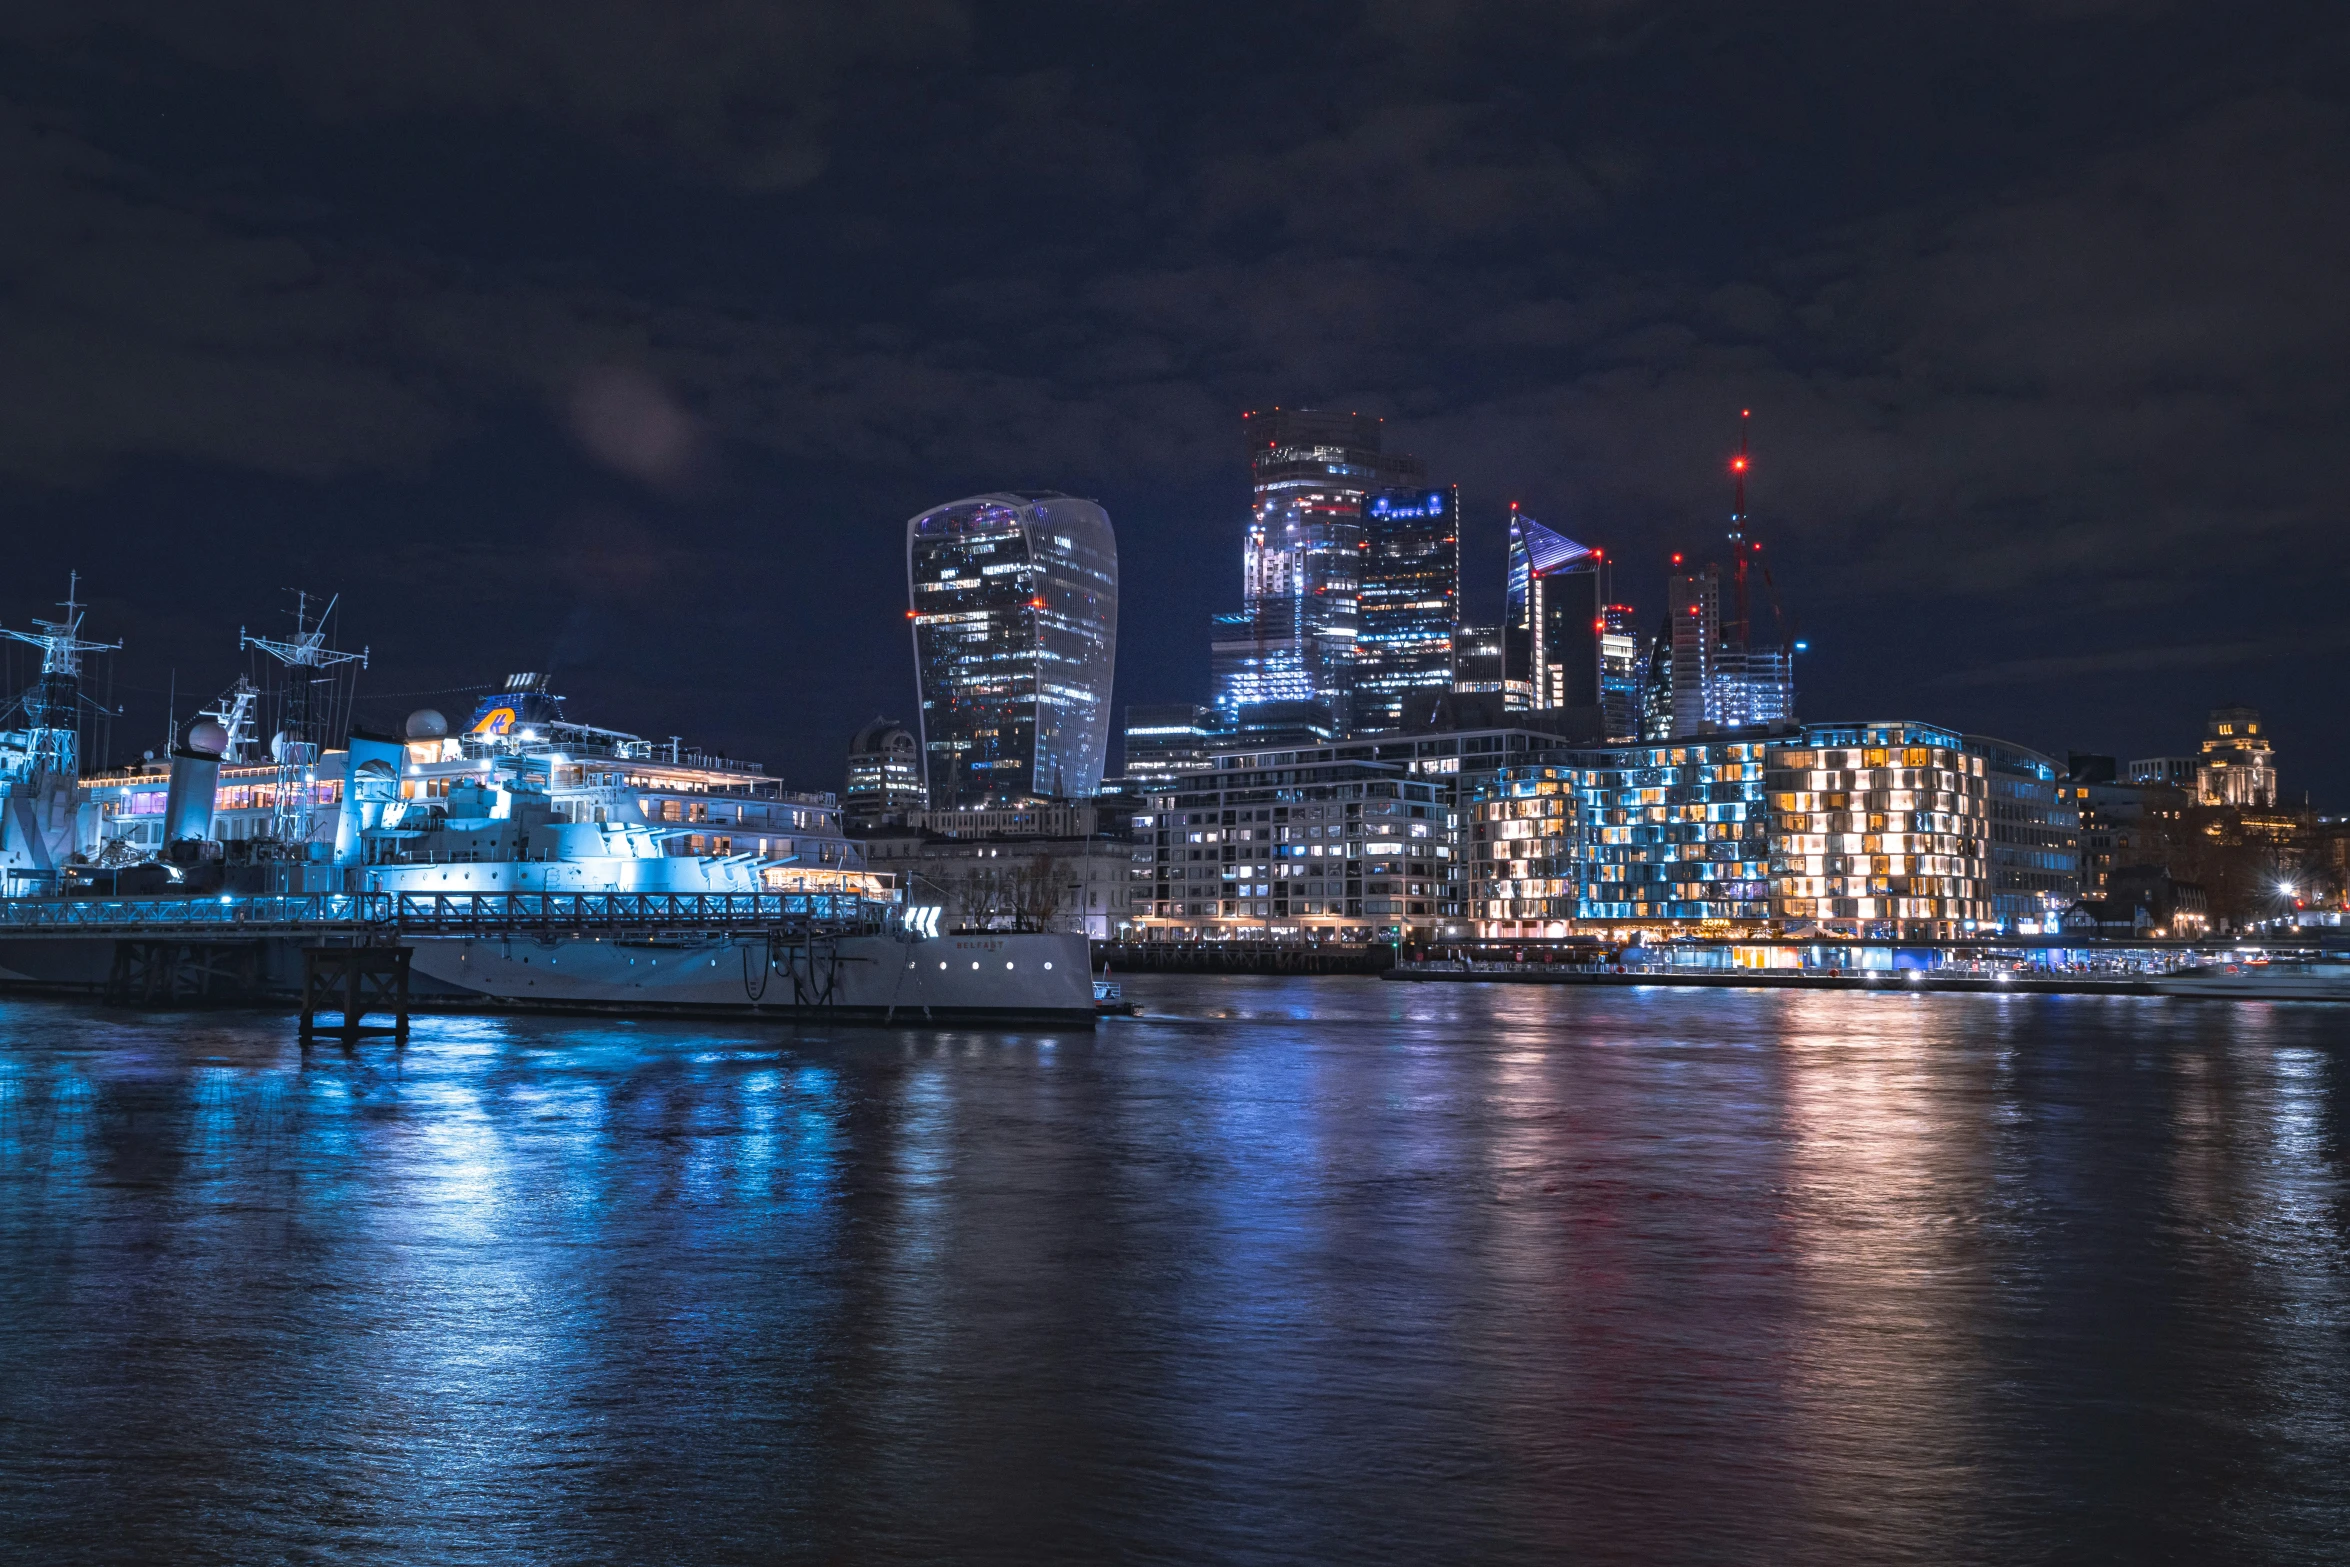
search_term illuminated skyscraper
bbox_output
[907,492,1118,808]
[1503,506,1599,716]
[1214,409,1423,734]
[1356,485,1460,732]
[1599,603,1644,741]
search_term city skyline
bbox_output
[0,6,2342,807]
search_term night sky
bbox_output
[5,4,2346,802]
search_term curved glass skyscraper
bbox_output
[907,492,1118,807]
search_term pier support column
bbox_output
[299,944,411,1044]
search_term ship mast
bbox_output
[197,676,265,764]
[1,572,120,788]
[241,591,367,847]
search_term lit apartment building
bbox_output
[1130,747,1447,940]
[1768,722,1992,935]
[1465,737,1774,936]
[1462,720,2002,940]
[1967,735,2081,931]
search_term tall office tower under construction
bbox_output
[1642,413,1796,738]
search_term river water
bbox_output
[2,978,2346,1564]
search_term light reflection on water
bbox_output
[0,980,2345,1564]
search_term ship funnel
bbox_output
[161,747,221,844]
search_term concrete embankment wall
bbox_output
[1093,942,1394,976]
[1385,964,2155,996]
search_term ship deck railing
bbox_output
[0,891,894,937]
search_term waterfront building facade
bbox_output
[1130,718,1622,944]
[1127,716,2068,943]
[2196,705,2277,807]
[1768,722,1991,934]
[1131,748,1447,940]
[906,491,1118,808]
[843,717,925,826]
[1967,735,2082,931]
[1466,737,1774,935]
[1355,485,1461,732]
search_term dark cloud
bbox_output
[1,0,2346,794]
[6,1,969,189]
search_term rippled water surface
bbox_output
[3,978,2347,1564]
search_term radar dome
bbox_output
[405,708,449,740]
[269,732,292,762]
[185,721,230,757]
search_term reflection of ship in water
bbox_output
[0,589,1093,1021]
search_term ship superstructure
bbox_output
[75,671,863,884]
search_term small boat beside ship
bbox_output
[2151,959,2350,1002]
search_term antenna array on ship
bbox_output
[240,591,368,851]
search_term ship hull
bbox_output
[0,929,1097,1024]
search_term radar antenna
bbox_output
[240,591,368,848]
[0,572,121,787]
